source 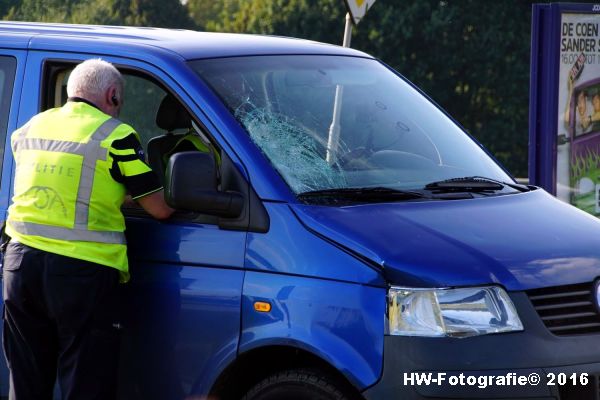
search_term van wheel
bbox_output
[242,369,352,400]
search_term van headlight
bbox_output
[388,286,523,337]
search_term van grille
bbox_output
[527,282,600,335]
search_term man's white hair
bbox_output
[67,58,123,99]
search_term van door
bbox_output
[16,51,247,399]
[0,47,25,398]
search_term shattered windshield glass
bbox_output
[190,55,511,194]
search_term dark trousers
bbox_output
[2,241,120,400]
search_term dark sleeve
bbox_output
[109,133,163,199]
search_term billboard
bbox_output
[558,12,600,215]
[530,3,600,216]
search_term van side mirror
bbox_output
[165,152,244,218]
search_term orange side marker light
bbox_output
[254,301,272,312]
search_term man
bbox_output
[2,59,174,400]
[591,92,600,132]
[162,131,221,166]
[576,90,591,136]
[581,90,600,132]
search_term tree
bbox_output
[0,0,19,18]
[188,0,345,44]
[5,0,76,21]
[5,0,194,28]
[186,0,238,32]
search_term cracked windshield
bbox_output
[191,55,511,194]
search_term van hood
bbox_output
[290,189,600,291]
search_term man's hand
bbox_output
[135,190,174,220]
[122,195,137,208]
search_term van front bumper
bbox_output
[362,292,600,400]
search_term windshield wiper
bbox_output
[298,187,428,202]
[424,176,530,193]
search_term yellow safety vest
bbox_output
[162,132,221,165]
[6,102,142,282]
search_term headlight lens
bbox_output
[388,286,523,338]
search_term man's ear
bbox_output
[107,85,120,106]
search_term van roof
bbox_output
[0,21,370,60]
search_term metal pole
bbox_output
[326,13,353,164]
[342,12,352,48]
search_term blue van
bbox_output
[0,21,599,400]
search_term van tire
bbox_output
[241,369,351,400]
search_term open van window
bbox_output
[191,55,513,195]
[46,65,169,149]
[44,63,214,151]
[43,62,220,218]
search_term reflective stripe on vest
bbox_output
[11,118,126,245]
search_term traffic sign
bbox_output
[344,0,377,25]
